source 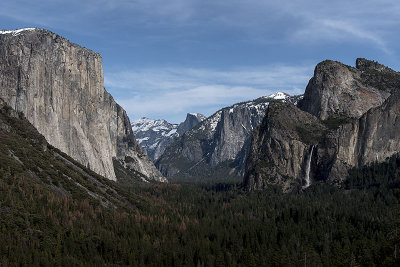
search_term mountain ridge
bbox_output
[156,92,303,181]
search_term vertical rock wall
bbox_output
[0,28,165,182]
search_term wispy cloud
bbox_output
[2,0,399,53]
[105,66,312,91]
[105,65,313,122]
[116,85,266,118]
[291,18,389,52]
[282,0,399,53]
[323,20,388,53]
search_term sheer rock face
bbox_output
[0,28,165,182]
[244,102,327,191]
[245,59,400,191]
[311,90,400,185]
[156,94,302,180]
[298,59,393,120]
[177,113,206,135]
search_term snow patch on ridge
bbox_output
[198,92,293,134]
[199,110,222,132]
[132,117,178,133]
[267,92,290,100]
[165,129,177,137]
[0,28,36,36]
[136,137,149,144]
[209,111,221,131]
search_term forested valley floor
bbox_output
[1,153,400,266]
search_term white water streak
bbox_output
[303,145,314,188]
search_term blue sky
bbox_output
[1,0,400,123]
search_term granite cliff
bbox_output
[0,28,165,182]
[177,113,206,135]
[298,59,393,120]
[0,97,139,208]
[244,59,400,191]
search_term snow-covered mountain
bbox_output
[132,113,205,161]
[156,92,303,181]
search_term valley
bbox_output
[0,28,399,266]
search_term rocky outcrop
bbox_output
[244,59,400,191]
[0,28,165,182]
[132,113,205,161]
[156,93,302,180]
[317,89,400,183]
[177,113,206,135]
[244,102,327,191]
[298,59,394,120]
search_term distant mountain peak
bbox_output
[132,113,205,161]
[131,117,174,133]
[188,112,206,120]
[267,91,290,100]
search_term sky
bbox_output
[1,0,400,123]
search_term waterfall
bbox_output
[303,145,314,189]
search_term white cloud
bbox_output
[105,65,312,91]
[116,85,266,116]
[105,65,313,122]
[289,15,390,53]
[322,20,388,53]
[279,0,396,53]
[2,0,399,53]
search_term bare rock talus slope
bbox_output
[0,28,165,182]
[244,59,400,191]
